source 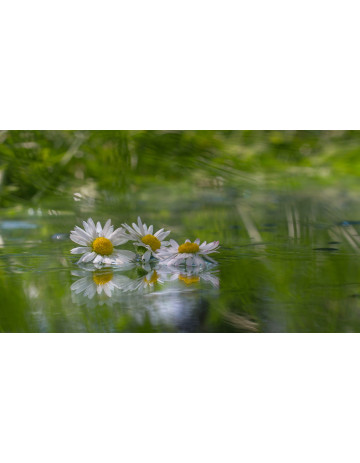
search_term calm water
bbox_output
[2,180,360,332]
[2,130,360,332]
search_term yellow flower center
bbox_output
[92,270,113,285]
[178,242,200,254]
[145,270,159,285]
[178,274,200,285]
[92,237,113,256]
[141,234,161,251]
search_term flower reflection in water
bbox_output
[142,267,219,330]
[71,264,219,298]
[71,267,131,302]
[119,268,167,293]
[165,266,220,289]
[70,264,220,329]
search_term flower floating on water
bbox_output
[156,238,220,267]
[70,217,220,272]
[71,268,130,299]
[70,218,135,265]
[121,216,171,262]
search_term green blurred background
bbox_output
[2,130,360,207]
[1,130,360,332]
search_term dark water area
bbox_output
[2,130,360,332]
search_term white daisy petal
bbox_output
[137,217,145,235]
[109,227,125,239]
[82,221,91,235]
[122,223,140,239]
[115,250,136,261]
[104,225,114,238]
[143,250,151,262]
[132,222,141,234]
[206,241,219,249]
[71,246,91,254]
[201,242,219,252]
[70,234,88,246]
[111,233,129,246]
[109,237,129,246]
[82,222,95,240]
[87,218,96,232]
[79,251,97,263]
[199,245,210,252]
[157,231,170,240]
[77,252,91,263]
[84,221,96,239]
[93,255,103,264]
[74,226,92,242]
[101,219,112,237]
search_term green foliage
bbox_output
[2,130,360,208]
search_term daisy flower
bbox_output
[121,216,171,262]
[70,218,135,265]
[156,238,220,267]
[71,268,131,299]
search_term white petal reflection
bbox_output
[160,266,220,289]
[118,269,166,293]
[70,263,220,325]
[70,267,131,307]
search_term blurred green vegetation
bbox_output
[2,130,360,208]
